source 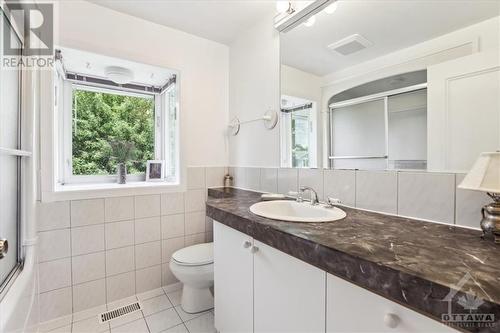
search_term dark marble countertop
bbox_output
[206,187,500,333]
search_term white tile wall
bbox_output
[230,166,483,229]
[37,166,220,322]
[105,220,134,249]
[187,167,206,189]
[356,170,398,214]
[205,167,226,188]
[71,199,104,227]
[37,201,70,232]
[71,224,105,256]
[39,258,72,293]
[245,167,261,191]
[323,170,356,207]
[105,196,134,222]
[298,169,324,201]
[277,168,298,195]
[398,172,455,224]
[259,168,278,193]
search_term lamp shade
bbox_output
[458,152,500,193]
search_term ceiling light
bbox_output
[324,2,338,14]
[303,15,316,27]
[104,66,134,85]
[276,1,290,13]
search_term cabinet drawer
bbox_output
[326,273,456,332]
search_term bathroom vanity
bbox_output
[206,188,500,333]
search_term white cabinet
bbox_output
[326,273,456,333]
[254,240,326,333]
[214,221,457,333]
[214,221,326,333]
[214,222,254,333]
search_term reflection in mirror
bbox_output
[279,0,500,172]
[280,95,317,168]
[328,71,427,170]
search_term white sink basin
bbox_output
[249,200,346,223]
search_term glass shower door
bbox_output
[0,8,23,296]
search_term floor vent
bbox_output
[99,302,142,323]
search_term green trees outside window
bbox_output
[72,89,155,175]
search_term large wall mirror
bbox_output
[279,0,500,172]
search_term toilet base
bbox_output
[181,285,214,314]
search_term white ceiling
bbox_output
[60,47,177,86]
[281,0,500,76]
[87,0,275,45]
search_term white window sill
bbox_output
[42,180,185,202]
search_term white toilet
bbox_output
[169,242,214,313]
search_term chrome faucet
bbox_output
[299,186,320,205]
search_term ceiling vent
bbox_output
[327,34,372,56]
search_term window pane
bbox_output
[72,88,155,175]
[291,110,311,168]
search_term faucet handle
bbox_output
[326,197,341,207]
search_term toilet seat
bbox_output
[172,242,213,266]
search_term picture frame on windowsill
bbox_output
[146,160,165,182]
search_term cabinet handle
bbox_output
[250,245,259,253]
[242,240,252,249]
[384,313,400,328]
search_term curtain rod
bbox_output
[281,102,313,113]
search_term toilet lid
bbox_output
[172,242,213,266]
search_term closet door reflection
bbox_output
[329,99,387,170]
[387,89,427,170]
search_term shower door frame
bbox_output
[0,4,27,301]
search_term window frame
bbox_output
[59,82,165,185]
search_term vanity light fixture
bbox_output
[458,152,500,243]
[276,1,294,14]
[104,66,134,85]
[275,0,333,32]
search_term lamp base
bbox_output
[481,194,500,244]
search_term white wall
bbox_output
[56,0,229,167]
[281,65,322,104]
[228,14,280,167]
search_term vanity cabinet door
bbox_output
[326,273,456,332]
[213,221,254,333]
[253,240,326,333]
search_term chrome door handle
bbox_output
[250,245,259,254]
[0,239,8,259]
[242,240,252,249]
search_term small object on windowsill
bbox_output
[117,163,127,184]
[261,193,286,201]
[146,160,165,182]
[458,151,500,244]
[224,174,233,187]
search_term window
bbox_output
[280,95,317,168]
[56,73,179,186]
[0,8,25,296]
[71,86,155,176]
